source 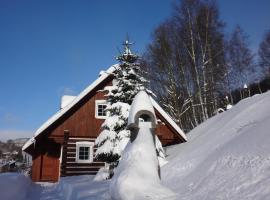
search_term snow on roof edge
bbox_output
[22,64,119,151]
[150,97,187,141]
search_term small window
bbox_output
[95,100,108,119]
[76,142,94,163]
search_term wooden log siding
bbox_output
[61,131,69,176]
[61,137,105,176]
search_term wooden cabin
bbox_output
[22,65,187,182]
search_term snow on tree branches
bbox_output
[95,40,166,174]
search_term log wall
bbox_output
[61,135,105,176]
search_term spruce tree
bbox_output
[95,40,165,174]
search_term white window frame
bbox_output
[95,100,108,119]
[75,142,94,163]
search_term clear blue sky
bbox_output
[0,0,269,141]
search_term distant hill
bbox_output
[11,138,29,148]
[0,138,29,155]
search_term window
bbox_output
[75,142,94,163]
[95,100,108,119]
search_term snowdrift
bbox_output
[0,173,31,200]
[110,127,175,200]
[162,91,270,200]
[54,175,110,200]
[110,91,175,200]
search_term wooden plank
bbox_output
[65,172,97,176]
[41,154,60,182]
[69,137,96,141]
[61,131,69,176]
[66,166,101,169]
[65,171,98,174]
[67,156,76,159]
[66,152,76,155]
[65,167,101,171]
[31,154,42,182]
[64,162,105,167]
[66,157,76,162]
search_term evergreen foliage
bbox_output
[95,40,165,171]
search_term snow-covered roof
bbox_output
[22,65,118,151]
[22,64,186,151]
[150,97,187,141]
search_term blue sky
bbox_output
[0,0,269,141]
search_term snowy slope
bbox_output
[162,91,270,200]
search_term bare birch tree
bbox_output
[144,0,227,132]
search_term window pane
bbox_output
[79,146,89,160]
[97,104,107,116]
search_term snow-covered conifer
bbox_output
[95,40,166,174]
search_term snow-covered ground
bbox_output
[1,91,270,200]
[0,173,110,200]
[0,173,31,200]
[162,91,270,200]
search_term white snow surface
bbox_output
[110,125,176,200]
[0,174,110,200]
[110,91,175,200]
[128,90,157,127]
[94,166,110,181]
[0,173,31,200]
[162,91,270,200]
[226,104,233,110]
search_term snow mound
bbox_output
[110,126,176,200]
[162,91,270,200]
[0,173,31,200]
[94,167,110,181]
[55,175,110,200]
[31,175,110,200]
